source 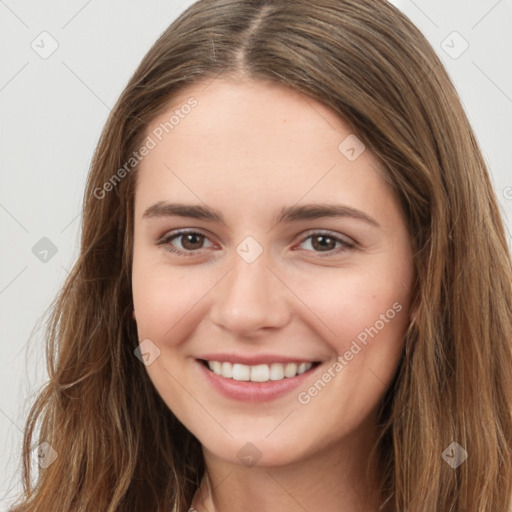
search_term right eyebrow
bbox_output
[143,201,227,226]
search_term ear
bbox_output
[132,310,137,320]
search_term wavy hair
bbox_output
[11,0,512,510]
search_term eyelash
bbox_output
[157,229,356,258]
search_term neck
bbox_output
[191,420,382,512]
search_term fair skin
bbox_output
[131,77,416,512]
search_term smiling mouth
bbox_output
[198,359,321,382]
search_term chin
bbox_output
[199,430,316,469]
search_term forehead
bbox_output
[134,77,397,226]
[145,76,358,156]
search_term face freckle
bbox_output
[131,77,415,469]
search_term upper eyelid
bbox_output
[159,228,216,245]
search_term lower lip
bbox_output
[196,360,321,402]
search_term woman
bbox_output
[12,0,512,511]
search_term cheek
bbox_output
[293,265,411,427]
[131,256,213,344]
[299,260,412,353]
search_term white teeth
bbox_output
[250,364,270,382]
[221,361,233,378]
[206,360,314,381]
[210,361,222,375]
[232,363,250,381]
[284,363,298,378]
[269,363,284,381]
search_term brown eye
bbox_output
[180,233,205,250]
[311,234,337,252]
[159,230,215,256]
[298,231,355,256]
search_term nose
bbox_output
[209,250,291,337]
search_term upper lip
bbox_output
[197,353,321,365]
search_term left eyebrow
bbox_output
[142,201,380,228]
[274,204,380,228]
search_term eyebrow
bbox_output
[142,201,380,228]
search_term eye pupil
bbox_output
[312,235,335,251]
[182,233,203,250]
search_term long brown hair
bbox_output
[11,0,512,510]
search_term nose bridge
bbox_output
[209,245,289,334]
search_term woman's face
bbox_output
[131,77,415,467]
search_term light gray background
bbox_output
[1,0,511,509]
